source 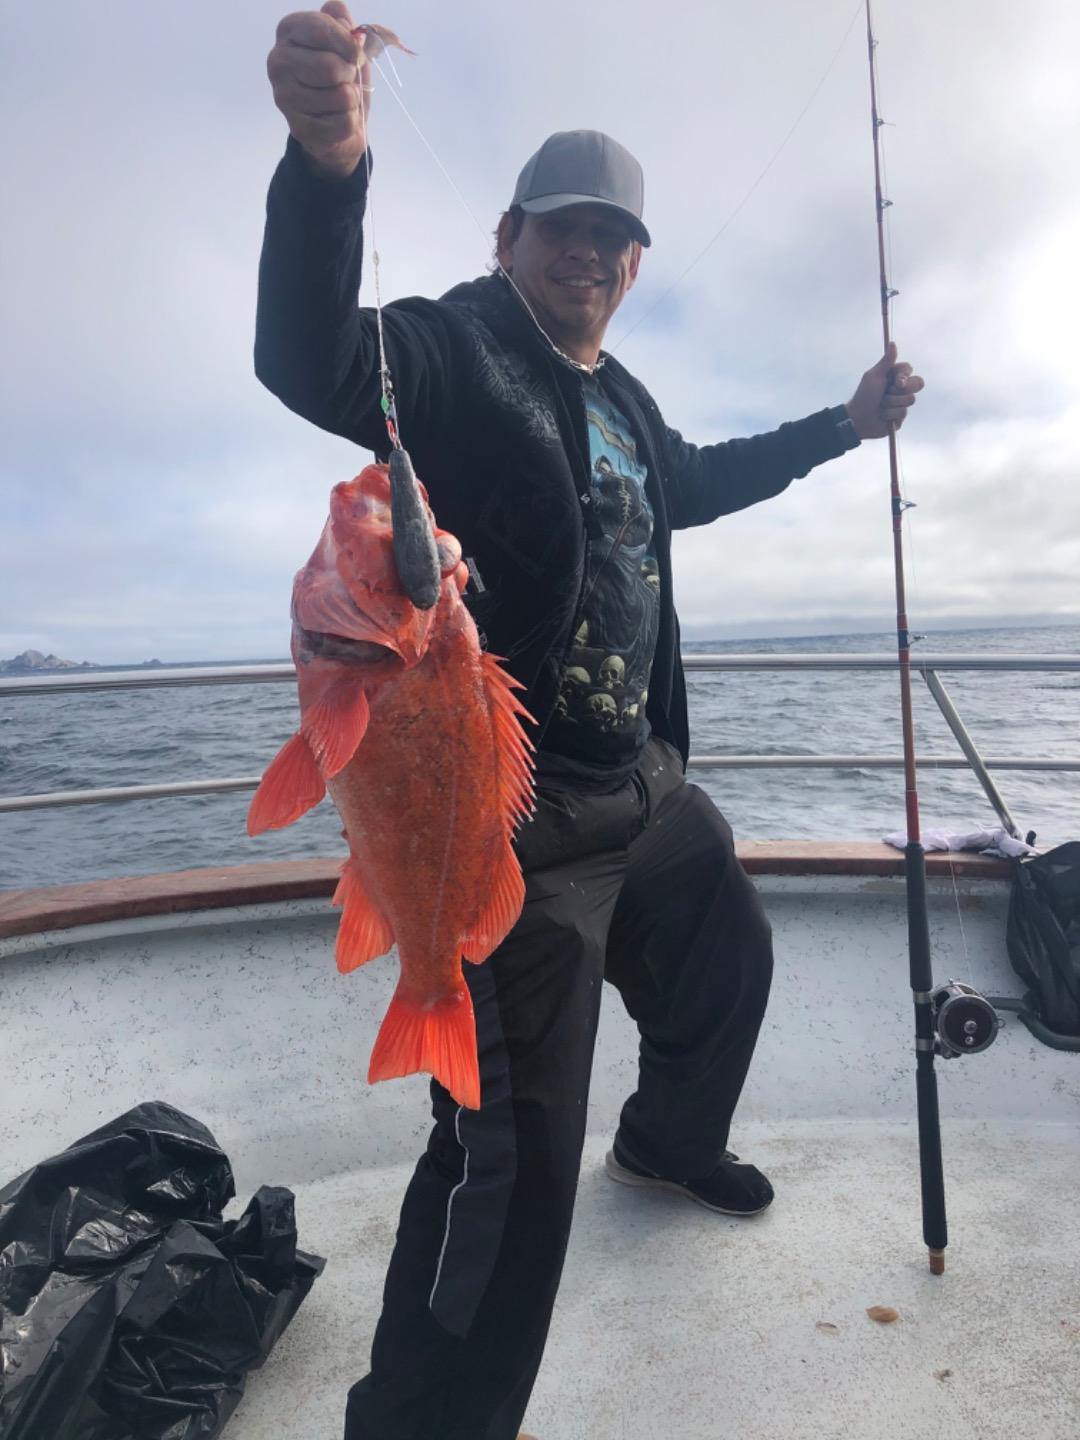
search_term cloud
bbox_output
[3,0,1079,661]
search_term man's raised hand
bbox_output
[845,342,925,440]
[267,3,371,181]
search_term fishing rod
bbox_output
[862,1,1000,1275]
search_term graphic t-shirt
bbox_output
[539,376,661,788]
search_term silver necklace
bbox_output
[498,271,606,375]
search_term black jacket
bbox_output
[255,139,858,763]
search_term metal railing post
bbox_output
[921,669,1022,838]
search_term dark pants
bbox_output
[344,739,774,1439]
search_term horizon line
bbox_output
[6,615,1079,671]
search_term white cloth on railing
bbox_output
[882,827,1037,859]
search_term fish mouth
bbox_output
[295,628,399,667]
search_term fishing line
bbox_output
[379,44,404,88]
[886,420,972,975]
[870,40,899,327]
[900,481,978,989]
[868,64,977,987]
[611,0,865,352]
[368,55,489,243]
[359,87,402,450]
[367,5,863,371]
[899,489,981,993]
[369,53,602,376]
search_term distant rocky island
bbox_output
[0,649,164,675]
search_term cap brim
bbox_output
[518,193,651,248]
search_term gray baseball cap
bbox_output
[510,130,651,247]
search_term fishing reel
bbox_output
[930,981,1002,1058]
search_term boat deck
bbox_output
[228,1118,1078,1440]
[2,864,1078,1439]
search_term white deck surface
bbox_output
[226,1120,1079,1440]
[3,873,1079,1438]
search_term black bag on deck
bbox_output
[0,1100,325,1440]
[1007,841,1080,1037]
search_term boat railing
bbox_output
[3,653,1079,838]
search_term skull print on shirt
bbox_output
[542,376,661,773]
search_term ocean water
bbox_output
[1,625,1077,892]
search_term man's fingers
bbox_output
[872,339,898,374]
[274,78,360,119]
[892,371,925,395]
[267,6,369,177]
[321,0,355,25]
[295,111,359,137]
[288,110,364,149]
[881,396,916,419]
[276,10,361,63]
[268,44,359,88]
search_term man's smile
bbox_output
[495,202,642,364]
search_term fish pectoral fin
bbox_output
[302,679,370,779]
[481,650,536,837]
[368,985,480,1110]
[247,731,326,835]
[461,843,525,964]
[334,860,395,972]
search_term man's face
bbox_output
[496,204,642,357]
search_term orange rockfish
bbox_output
[248,458,534,1110]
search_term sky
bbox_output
[2,0,1078,662]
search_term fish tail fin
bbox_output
[333,859,395,972]
[368,984,480,1110]
[461,842,525,964]
[247,731,326,835]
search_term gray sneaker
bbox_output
[605,1139,774,1216]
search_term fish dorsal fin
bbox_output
[302,679,370,779]
[333,859,395,972]
[480,650,536,837]
[247,731,326,836]
[459,652,535,964]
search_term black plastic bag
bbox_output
[1007,841,1080,1038]
[0,1101,325,1440]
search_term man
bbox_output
[258,7,923,1437]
